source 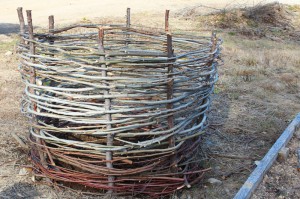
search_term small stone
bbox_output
[207,178,222,185]
[4,51,12,56]
[36,78,42,86]
[295,131,300,140]
[172,195,179,199]
[225,188,230,194]
[277,147,289,163]
[18,168,29,175]
[214,166,221,171]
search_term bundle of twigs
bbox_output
[17,7,222,197]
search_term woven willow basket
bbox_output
[17,7,222,197]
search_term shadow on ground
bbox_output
[0,23,21,35]
[0,182,40,199]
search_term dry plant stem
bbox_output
[11,132,28,149]
[26,9,47,167]
[41,139,55,166]
[98,28,115,192]
[210,153,256,160]
[221,164,253,179]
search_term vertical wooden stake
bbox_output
[165,10,170,33]
[44,15,56,166]
[48,15,55,53]
[208,32,217,82]
[125,8,130,48]
[166,33,175,160]
[126,8,131,28]
[26,10,35,56]
[197,32,217,124]
[210,32,217,57]
[208,32,217,69]
[98,28,114,193]
[17,7,25,51]
[26,10,47,167]
[165,10,176,172]
[17,7,25,35]
[48,15,54,32]
[48,15,54,44]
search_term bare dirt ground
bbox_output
[253,131,300,199]
[0,1,300,199]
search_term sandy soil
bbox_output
[0,0,298,25]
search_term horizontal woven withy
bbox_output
[18,24,222,196]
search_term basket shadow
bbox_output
[0,182,40,199]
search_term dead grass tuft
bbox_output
[241,57,259,66]
[261,80,284,92]
[279,73,298,85]
[236,68,257,82]
[244,2,292,28]
[213,2,295,38]
[287,4,300,12]
[177,2,300,40]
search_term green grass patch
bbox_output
[0,39,18,53]
[287,5,300,12]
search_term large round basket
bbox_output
[17,7,222,197]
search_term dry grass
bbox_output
[178,2,300,41]
[0,2,300,198]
